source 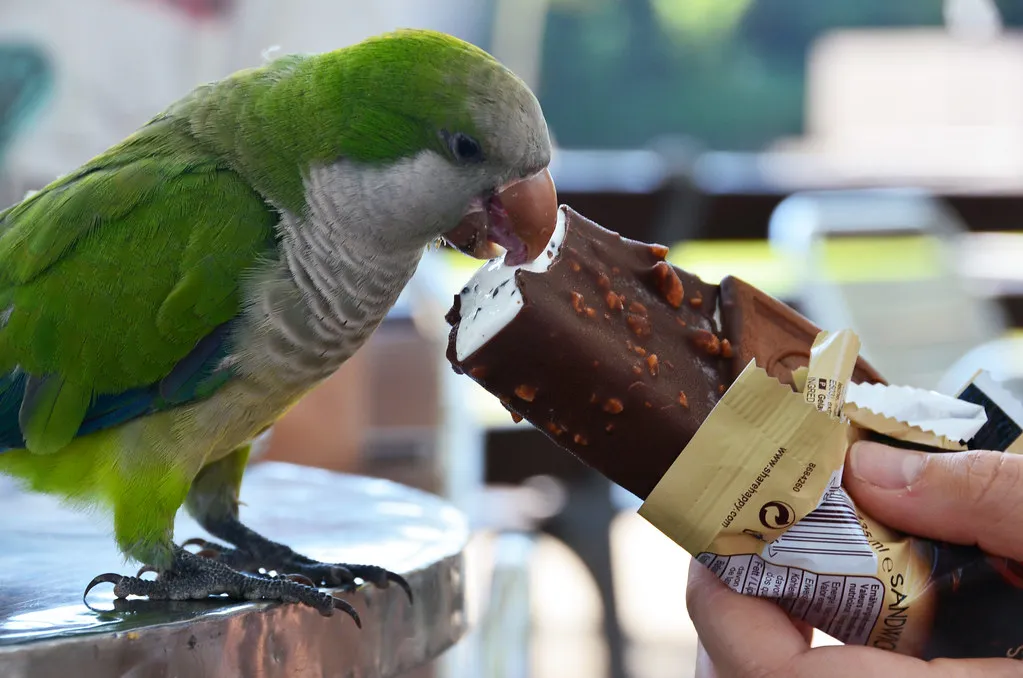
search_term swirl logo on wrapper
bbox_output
[639,328,1023,660]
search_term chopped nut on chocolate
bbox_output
[511,412,523,423]
[603,398,624,414]
[721,338,734,359]
[689,292,703,308]
[678,391,689,407]
[632,365,643,375]
[691,329,721,356]
[515,384,537,402]
[570,291,586,314]
[569,260,581,272]
[718,384,725,394]
[573,433,589,446]
[626,314,653,337]
[470,366,488,378]
[649,244,669,259]
[585,307,597,318]
[653,261,685,309]
[597,272,611,289]
[644,401,652,408]
[605,291,624,311]
[646,354,659,376]
[605,423,615,432]
[546,421,565,436]
[675,316,687,328]
[628,301,649,316]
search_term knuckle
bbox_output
[962,451,1019,508]
[959,452,1023,539]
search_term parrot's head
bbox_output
[321,29,558,266]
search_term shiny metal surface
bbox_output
[0,462,469,678]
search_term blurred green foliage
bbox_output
[537,0,1023,150]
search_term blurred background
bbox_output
[4,0,1023,676]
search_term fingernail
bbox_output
[849,442,926,489]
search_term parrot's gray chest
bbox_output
[233,162,433,389]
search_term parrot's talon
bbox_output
[277,573,317,587]
[388,572,414,605]
[195,548,222,559]
[183,537,228,556]
[331,597,362,628]
[83,572,127,609]
[81,549,360,621]
[135,565,159,578]
[191,517,414,605]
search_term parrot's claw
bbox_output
[275,572,317,587]
[82,548,361,624]
[185,525,414,604]
[339,565,414,605]
[268,560,413,604]
[135,565,158,578]
[182,537,223,553]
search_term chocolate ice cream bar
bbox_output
[445,206,883,499]
[445,206,1023,662]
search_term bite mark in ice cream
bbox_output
[453,207,567,362]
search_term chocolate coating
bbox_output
[447,207,729,498]
[446,208,887,500]
[719,275,886,388]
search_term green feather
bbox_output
[0,117,276,455]
[182,29,519,214]
[19,375,91,455]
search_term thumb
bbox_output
[843,441,1023,561]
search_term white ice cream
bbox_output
[454,206,568,361]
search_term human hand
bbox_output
[686,441,1023,677]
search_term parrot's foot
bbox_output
[83,547,360,622]
[183,533,413,604]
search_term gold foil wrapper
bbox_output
[640,330,1023,660]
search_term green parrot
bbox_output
[0,28,557,622]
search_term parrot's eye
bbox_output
[448,132,484,164]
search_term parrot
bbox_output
[0,28,557,623]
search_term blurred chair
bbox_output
[767,188,1010,390]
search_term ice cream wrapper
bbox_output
[639,329,1023,660]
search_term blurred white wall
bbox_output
[770,28,1023,190]
[0,0,487,192]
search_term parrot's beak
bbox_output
[443,167,558,266]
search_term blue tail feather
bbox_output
[0,321,236,451]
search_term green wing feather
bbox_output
[0,115,278,454]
